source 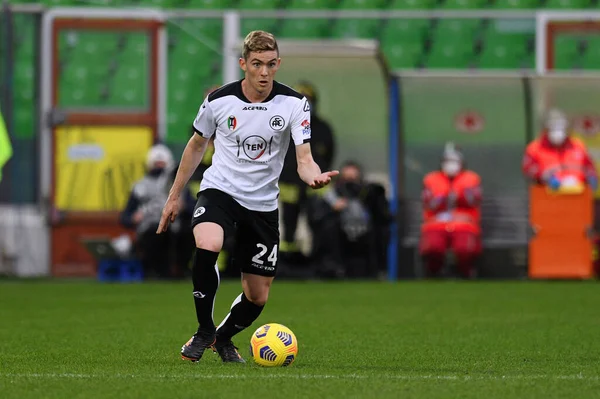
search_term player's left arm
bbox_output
[291,97,338,189]
[296,143,338,189]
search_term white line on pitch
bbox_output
[0,373,599,381]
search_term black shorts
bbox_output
[191,189,279,277]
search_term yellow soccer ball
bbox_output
[250,323,298,367]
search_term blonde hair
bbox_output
[242,30,279,60]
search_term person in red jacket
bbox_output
[522,109,598,191]
[420,143,482,278]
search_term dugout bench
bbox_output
[398,197,530,279]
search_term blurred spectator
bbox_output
[420,143,482,279]
[120,144,195,279]
[279,81,336,265]
[307,161,391,279]
[522,109,598,192]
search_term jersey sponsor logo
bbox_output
[301,119,311,136]
[227,115,237,131]
[269,115,285,131]
[303,100,310,112]
[241,135,273,160]
[193,207,205,218]
[242,106,268,111]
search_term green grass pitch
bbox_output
[1,280,600,398]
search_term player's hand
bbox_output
[309,170,339,189]
[156,196,180,234]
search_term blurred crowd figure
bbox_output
[522,109,598,192]
[279,81,336,264]
[419,143,482,279]
[306,161,392,279]
[120,144,195,279]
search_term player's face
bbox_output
[240,51,280,94]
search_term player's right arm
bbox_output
[157,97,215,233]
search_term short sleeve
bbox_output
[290,97,311,146]
[192,96,216,138]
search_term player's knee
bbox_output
[246,291,269,307]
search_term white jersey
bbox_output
[192,80,311,211]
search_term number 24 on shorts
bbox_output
[252,244,278,266]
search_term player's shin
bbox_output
[216,293,264,341]
[191,248,220,331]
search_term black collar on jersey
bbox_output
[236,79,277,103]
[208,79,303,104]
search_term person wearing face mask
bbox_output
[522,109,598,192]
[120,144,195,279]
[420,143,482,279]
[307,160,391,278]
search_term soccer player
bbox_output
[156,30,338,363]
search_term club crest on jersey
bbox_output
[227,116,237,131]
[269,115,285,131]
[242,135,273,160]
[301,119,311,136]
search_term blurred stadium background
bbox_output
[2,0,600,279]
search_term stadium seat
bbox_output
[482,29,530,56]
[382,41,422,68]
[381,19,431,41]
[477,43,525,69]
[492,0,540,8]
[286,0,334,8]
[544,0,591,8]
[580,37,600,69]
[170,19,223,43]
[237,0,280,9]
[185,0,234,7]
[553,35,581,69]
[241,18,279,36]
[339,0,387,8]
[441,0,487,9]
[387,0,436,8]
[330,18,380,39]
[425,41,474,68]
[279,19,329,39]
[432,19,482,41]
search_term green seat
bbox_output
[238,0,280,9]
[106,65,147,107]
[330,19,380,39]
[492,0,540,8]
[382,41,422,68]
[339,0,386,8]
[286,0,334,8]
[387,0,436,8]
[121,34,149,59]
[478,44,524,68]
[186,0,234,7]
[442,0,487,8]
[279,19,329,39]
[381,19,430,42]
[482,29,529,56]
[14,106,34,138]
[426,41,473,68]
[580,37,600,70]
[554,35,581,69]
[544,0,590,8]
[241,18,278,36]
[170,19,223,43]
[433,19,481,40]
